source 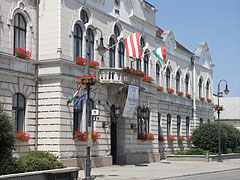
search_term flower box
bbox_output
[166,88,174,94]
[121,67,146,77]
[14,48,31,60]
[176,91,184,96]
[91,130,101,142]
[207,98,212,103]
[186,136,192,143]
[199,97,205,101]
[212,104,224,111]
[74,129,100,142]
[158,135,165,142]
[177,136,185,143]
[143,76,154,84]
[157,86,164,92]
[167,135,175,143]
[76,74,99,87]
[138,132,154,141]
[14,130,30,142]
[75,57,87,66]
[89,60,99,69]
[186,93,192,99]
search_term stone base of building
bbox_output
[116,153,160,165]
[58,156,112,169]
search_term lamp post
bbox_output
[85,28,107,180]
[217,79,229,162]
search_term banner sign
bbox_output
[122,85,139,118]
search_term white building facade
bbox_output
[0,0,214,168]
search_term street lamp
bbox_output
[85,27,107,180]
[217,79,229,162]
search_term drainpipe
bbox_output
[191,55,196,129]
[35,0,40,151]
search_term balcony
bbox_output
[99,68,142,86]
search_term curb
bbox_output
[154,168,240,180]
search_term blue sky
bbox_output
[146,0,240,97]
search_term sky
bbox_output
[146,0,240,97]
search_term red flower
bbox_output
[89,60,99,69]
[14,130,30,142]
[167,135,175,143]
[138,133,154,141]
[14,48,31,60]
[186,136,192,143]
[75,57,87,66]
[143,76,154,83]
[176,91,184,96]
[166,88,174,94]
[207,98,212,103]
[186,94,192,99]
[157,86,164,92]
[158,135,165,142]
[200,97,205,101]
[91,130,101,142]
[177,136,185,142]
[76,74,99,87]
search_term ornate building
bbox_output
[0,0,214,168]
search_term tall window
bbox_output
[186,117,190,136]
[167,114,171,136]
[140,37,145,54]
[158,112,161,137]
[74,24,82,58]
[74,98,83,132]
[144,52,149,75]
[80,10,88,24]
[177,115,181,137]
[12,93,25,131]
[176,71,180,92]
[206,81,209,99]
[14,13,26,50]
[118,42,124,68]
[199,78,202,98]
[156,64,160,85]
[144,108,150,133]
[137,107,143,134]
[185,74,189,94]
[166,68,170,89]
[136,59,141,70]
[114,25,120,37]
[109,38,115,68]
[86,29,94,60]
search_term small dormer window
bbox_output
[114,25,120,37]
[80,10,88,24]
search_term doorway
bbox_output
[110,105,117,164]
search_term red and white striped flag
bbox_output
[125,32,141,59]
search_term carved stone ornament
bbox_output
[115,0,120,5]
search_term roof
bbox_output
[213,97,240,120]
[156,27,193,55]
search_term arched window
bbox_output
[144,52,149,75]
[167,114,171,136]
[80,10,88,24]
[186,117,190,136]
[12,93,25,131]
[166,68,170,89]
[140,37,145,55]
[185,74,189,94]
[206,81,209,99]
[156,63,160,85]
[114,25,120,37]
[136,59,141,70]
[74,97,83,132]
[144,108,150,133]
[200,118,203,124]
[158,112,162,137]
[86,28,94,60]
[176,71,180,92]
[177,115,181,137]
[118,42,124,68]
[14,13,26,51]
[199,78,202,98]
[109,38,115,68]
[137,107,142,134]
[74,24,82,58]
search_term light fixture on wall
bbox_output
[102,104,121,128]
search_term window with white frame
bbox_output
[206,81,209,99]
[185,74,189,94]
[118,42,124,68]
[166,68,170,89]
[156,63,160,85]
[80,10,88,24]
[109,38,115,68]
[14,13,26,51]
[143,52,149,75]
[86,28,94,60]
[199,78,202,98]
[186,116,190,136]
[74,24,82,58]
[73,98,83,132]
[177,115,181,137]
[12,93,25,131]
[176,71,180,92]
[167,114,171,136]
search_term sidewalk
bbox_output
[79,159,240,180]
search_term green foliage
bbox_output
[0,103,15,159]
[0,157,25,175]
[18,151,65,172]
[233,146,240,153]
[192,123,240,153]
[175,148,216,155]
[226,148,232,154]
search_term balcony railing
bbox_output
[99,68,142,86]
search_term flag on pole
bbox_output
[74,94,86,109]
[125,32,141,59]
[67,86,81,105]
[153,46,166,64]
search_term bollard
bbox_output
[205,151,209,162]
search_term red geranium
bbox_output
[176,91,184,96]
[166,88,174,94]
[200,97,205,101]
[186,136,192,143]
[157,86,164,92]
[167,135,175,143]
[14,48,31,60]
[75,57,87,66]
[89,60,99,69]
[143,76,154,83]
[186,94,192,99]
[76,73,99,86]
[177,136,185,143]
[207,98,212,103]
[14,130,30,142]
[91,130,101,142]
[158,135,165,142]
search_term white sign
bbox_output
[122,85,139,118]
[91,109,99,116]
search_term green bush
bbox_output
[233,146,240,153]
[0,158,25,175]
[226,148,232,154]
[0,103,15,160]
[18,151,65,172]
[192,123,240,153]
